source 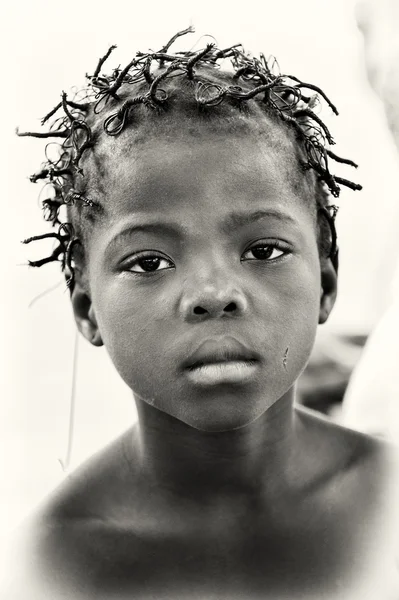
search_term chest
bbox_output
[41,505,373,600]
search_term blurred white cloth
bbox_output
[342,259,399,442]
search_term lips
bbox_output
[183,336,260,371]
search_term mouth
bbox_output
[187,358,258,371]
[183,337,261,385]
[185,360,259,386]
[184,336,260,369]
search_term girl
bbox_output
[12,28,398,600]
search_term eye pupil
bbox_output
[252,246,273,260]
[139,257,161,271]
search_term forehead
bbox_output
[86,125,314,227]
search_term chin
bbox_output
[181,404,267,433]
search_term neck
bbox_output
[133,390,299,499]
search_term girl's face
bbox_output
[81,131,325,432]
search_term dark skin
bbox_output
[18,124,395,600]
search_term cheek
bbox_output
[92,279,172,388]
[272,261,321,375]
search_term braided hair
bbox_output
[17,27,361,288]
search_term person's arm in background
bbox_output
[342,0,399,442]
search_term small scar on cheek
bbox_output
[283,347,289,370]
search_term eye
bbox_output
[241,241,289,262]
[125,252,174,273]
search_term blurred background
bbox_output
[1,0,399,535]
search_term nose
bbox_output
[180,278,248,322]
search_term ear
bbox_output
[319,256,338,324]
[70,281,103,347]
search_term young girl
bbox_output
[12,28,398,600]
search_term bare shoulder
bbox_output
[23,427,139,546]
[296,403,393,457]
[295,404,397,509]
[5,427,141,599]
[296,407,399,593]
[35,426,138,523]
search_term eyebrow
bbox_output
[105,209,298,254]
[220,209,298,234]
[105,222,188,256]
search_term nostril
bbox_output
[224,302,237,313]
[192,301,238,316]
